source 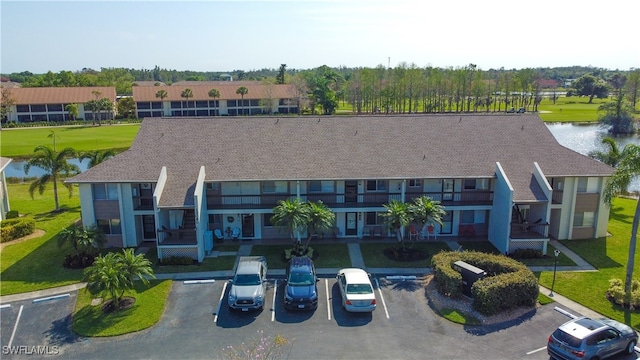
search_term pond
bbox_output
[4,123,639,191]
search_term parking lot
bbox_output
[2,276,638,359]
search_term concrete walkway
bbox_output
[0,239,604,320]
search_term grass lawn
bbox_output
[360,241,450,268]
[251,243,351,269]
[537,96,610,123]
[0,124,139,159]
[72,279,172,336]
[1,183,85,295]
[459,241,576,267]
[538,197,640,329]
[145,245,239,274]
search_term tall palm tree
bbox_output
[381,199,412,248]
[155,89,168,116]
[603,144,640,298]
[208,88,220,116]
[409,195,446,246]
[180,88,194,115]
[79,149,115,169]
[271,198,310,246]
[303,200,335,250]
[24,140,79,212]
[588,137,623,167]
[236,86,248,115]
[65,103,78,121]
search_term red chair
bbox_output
[408,225,419,241]
[427,225,436,240]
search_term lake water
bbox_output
[4,123,639,191]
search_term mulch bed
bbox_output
[101,296,136,313]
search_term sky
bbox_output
[1,0,638,74]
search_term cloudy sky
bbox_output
[1,0,638,74]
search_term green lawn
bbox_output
[537,96,610,123]
[250,243,351,269]
[72,279,172,336]
[539,197,640,328]
[360,241,450,268]
[0,124,139,159]
[145,246,239,274]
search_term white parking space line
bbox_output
[526,346,547,355]
[325,279,331,321]
[375,278,390,319]
[8,305,23,348]
[184,279,215,284]
[271,280,277,322]
[214,282,228,323]
[33,293,70,303]
[0,304,11,309]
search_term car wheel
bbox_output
[626,340,637,354]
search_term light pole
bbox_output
[549,249,561,297]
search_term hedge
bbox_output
[1,217,36,243]
[431,251,539,315]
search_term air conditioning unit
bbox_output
[141,183,151,189]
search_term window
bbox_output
[461,210,474,224]
[366,180,387,191]
[16,105,29,113]
[574,212,595,227]
[93,183,118,200]
[47,104,63,111]
[464,179,476,190]
[227,100,237,107]
[170,101,182,109]
[151,102,162,109]
[30,104,46,112]
[262,181,287,193]
[196,101,208,108]
[97,218,122,234]
[263,213,274,227]
[408,179,422,188]
[309,180,334,192]
[137,102,151,109]
[577,178,588,193]
[365,212,384,225]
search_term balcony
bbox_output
[510,222,549,239]
[133,196,154,210]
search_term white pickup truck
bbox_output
[228,256,268,311]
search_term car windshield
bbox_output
[288,272,315,286]
[553,329,582,348]
[234,274,261,285]
[346,283,373,294]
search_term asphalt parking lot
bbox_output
[1,276,638,360]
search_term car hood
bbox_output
[230,284,263,299]
[599,318,637,336]
[286,284,317,298]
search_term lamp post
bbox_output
[549,249,561,297]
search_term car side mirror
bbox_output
[228,279,233,284]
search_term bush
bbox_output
[63,252,98,269]
[5,210,19,219]
[431,251,538,315]
[159,256,195,266]
[509,248,543,259]
[607,278,640,310]
[0,217,36,242]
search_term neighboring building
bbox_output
[132,81,167,87]
[68,114,614,262]
[2,87,117,122]
[132,84,299,118]
[0,157,12,220]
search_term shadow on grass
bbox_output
[561,237,622,270]
[32,205,81,222]
[609,204,634,225]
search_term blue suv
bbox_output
[284,257,319,310]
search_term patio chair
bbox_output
[214,228,224,242]
[373,226,383,237]
[232,227,241,241]
[408,225,419,241]
[426,225,436,240]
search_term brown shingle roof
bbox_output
[70,114,614,206]
[3,87,116,105]
[132,84,297,102]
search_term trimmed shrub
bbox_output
[159,256,195,266]
[607,278,640,310]
[509,248,543,259]
[431,251,539,315]
[5,210,19,219]
[1,217,36,242]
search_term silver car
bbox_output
[336,268,376,312]
[547,316,638,360]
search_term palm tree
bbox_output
[155,89,168,116]
[588,137,623,167]
[79,149,115,169]
[236,86,248,115]
[271,198,310,247]
[181,88,193,115]
[97,97,114,124]
[409,195,446,247]
[83,249,155,311]
[208,88,220,116]
[303,200,335,250]
[58,225,106,255]
[24,135,79,212]
[381,199,412,249]
[603,144,640,299]
[65,103,78,121]
[84,99,99,125]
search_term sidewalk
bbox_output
[0,240,603,319]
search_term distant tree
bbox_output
[624,69,640,108]
[65,103,79,121]
[116,97,136,118]
[0,88,15,125]
[598,92,636,134]
[181,88,194,111]
[572,74,610,103]
[208,88,220,116]
[84,100,99,125]
[79,149,115,168]
[236,86,249,115]
[277,64,287,84]
[155,89,168,101]
[97,97,114,125]
[24,132,79,212]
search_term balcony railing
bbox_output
[133,196,154,210]
[205,190,493,209]
[510,222,549,239]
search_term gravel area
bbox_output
[424,274,538,325]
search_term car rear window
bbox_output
[553,329,582,348]
[347,284,373,294]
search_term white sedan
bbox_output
[336,268,376,312]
